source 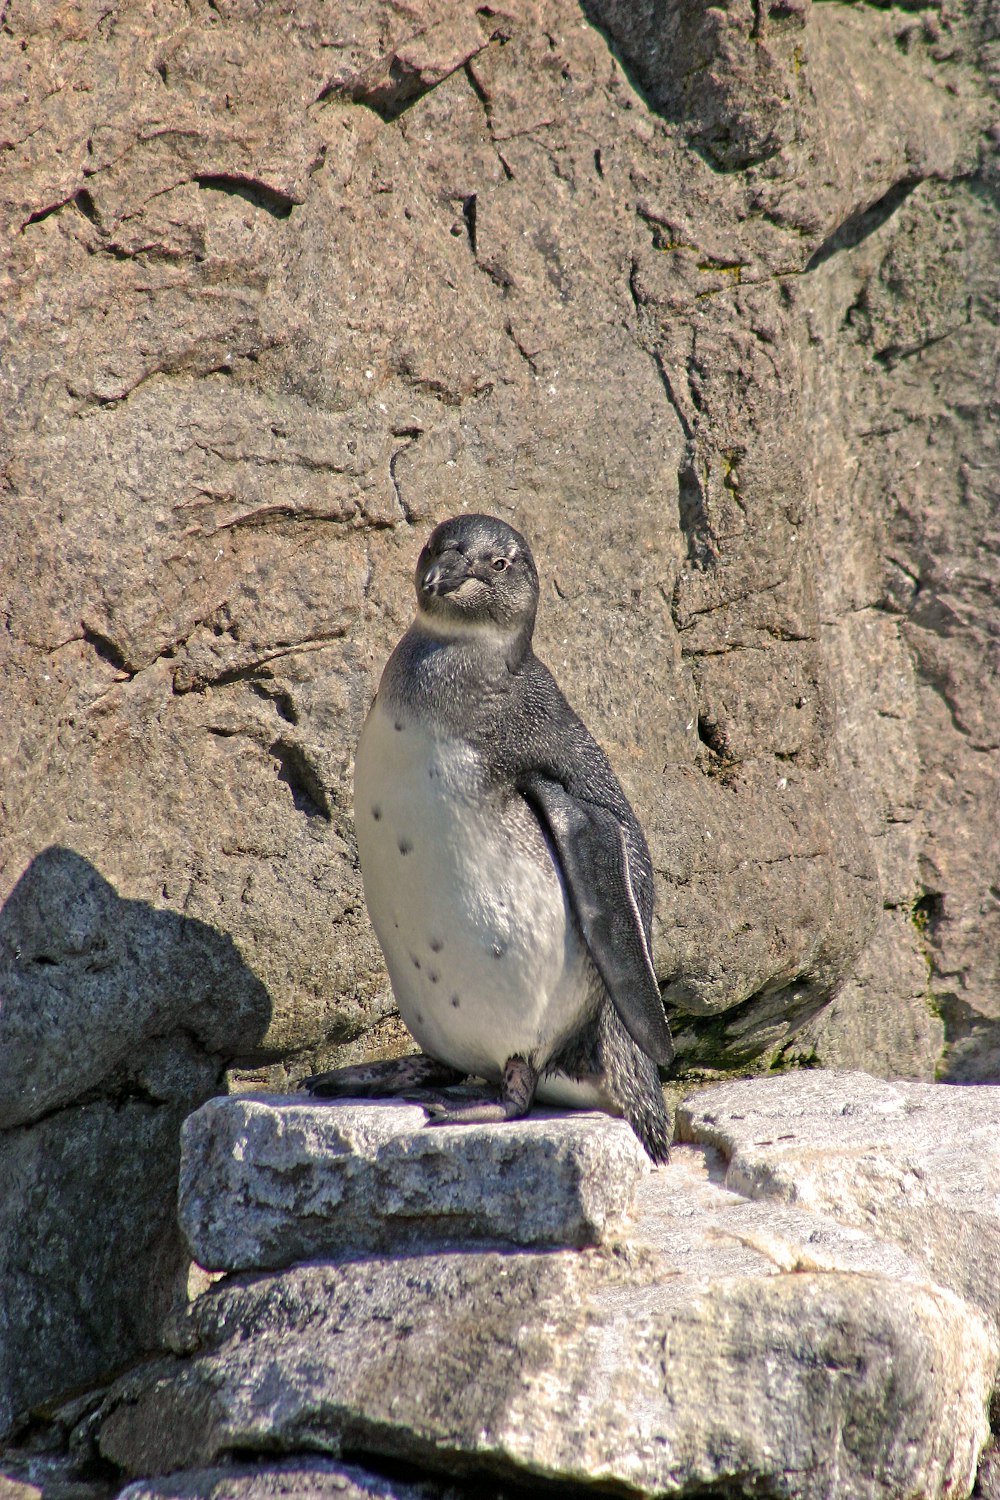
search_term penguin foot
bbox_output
[423,1054,537,1128]
[303,1054,465,1100]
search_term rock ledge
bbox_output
[93,1076,1000,1500]
[179,1095,650,1266]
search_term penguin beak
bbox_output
[421,551,471,598]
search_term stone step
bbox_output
[677,1068,1000,1324]
[99,1073,1000,1499]
[179,1094,650,1268]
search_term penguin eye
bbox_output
[491,557,510,572]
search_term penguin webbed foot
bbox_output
[423,1054,537,1130]
[303,1054,465,1101]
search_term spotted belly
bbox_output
[353,695,602,1085]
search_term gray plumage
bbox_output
[308,513,673,1162]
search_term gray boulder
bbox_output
[178,1095,650,1266]
[2,0,999,1444]
[678,1068,1000,1325]
[119,1461,464,1500]
[0,849,270,1436]
[96,1251,993,1498]
[95,1081,998,1499]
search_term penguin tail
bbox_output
[598,1005,673,1164]
[623,1081,672,1164]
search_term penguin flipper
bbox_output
[519,772,675,1067]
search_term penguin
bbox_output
[306,513,674,1162]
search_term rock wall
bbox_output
[1,0,997,1440]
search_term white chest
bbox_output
[353,695,597,1078]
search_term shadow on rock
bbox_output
[579,0,803,172]
[0,846,273,1437]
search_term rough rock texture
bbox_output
[96,1115,997,1499]
[179,1095,650,1266]
[678,1068,1000,1324]
[2,0,998,1435]
[1,1085,194,1433]
[119,1461,469,1500]
[0,1481,49,1500]
[978,1447,1000,1500]
[0,848,271,1133]
[4,0,997,1083]
[0,847,270,1435]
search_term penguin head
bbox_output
[415,513,539,650]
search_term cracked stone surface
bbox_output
[2,0,998,1435]
[678,1068,1000,1327]
[96,1112,997,1498]
[119,1461,471,1500]
[178,1095,651,1267]
[4,0,996,1086]
[0,847,271,1434]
